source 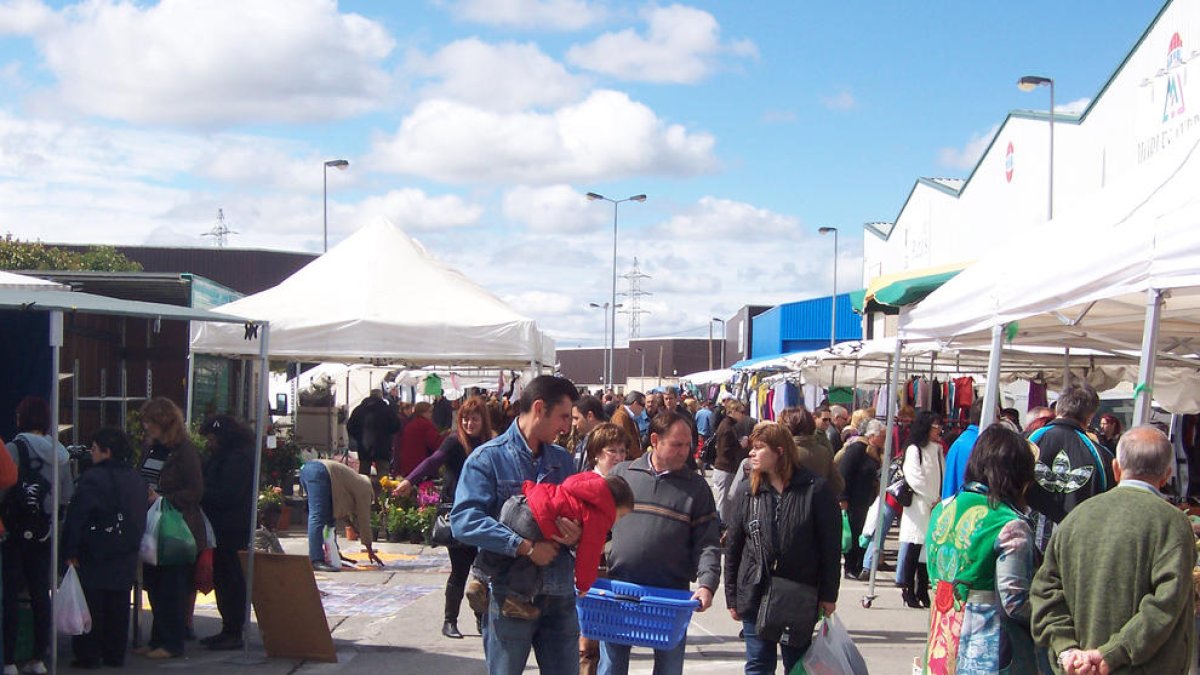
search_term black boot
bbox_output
[916,564,931,608]
[901,585,923,609]
[443,583,466,639]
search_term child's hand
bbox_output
[578,589,588,598]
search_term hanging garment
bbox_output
[1027,381,1048,411]
[422,373,444,397]
[953,377,975,409]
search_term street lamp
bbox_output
[323,159,349,252]
[632,347,645,381]
[818,227,839,348]
[1018,75,1054,220]
[587,192,646,389]
[711,317,726,369]
[588,302,610,387]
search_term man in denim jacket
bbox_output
[452,376,584,675]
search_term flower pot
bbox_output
[346,525,359,540]
[387,528,404,543]
[408,531,424,545]
[277,504,291,531]
[259,505,282,532]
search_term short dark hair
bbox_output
[623,391,645,406]
[968,398,986,426]
[91,427,134,463]
[1056,383,1100,424]
[574,395,607,422]
[1000,408,1021,427]
[778,407,815,436]
[15,396,50,434]
[605,475,635,510]
[516,375,580,415]
[649,409,689,439]
[963,424,1035,508]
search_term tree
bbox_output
[0,235,142,272]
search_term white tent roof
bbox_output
[0,271,68,290]
[901,135,1200,357]
[191,219,554,367]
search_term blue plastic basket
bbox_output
[576,578,699,649]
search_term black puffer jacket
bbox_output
[724,468,842,618]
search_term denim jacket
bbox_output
[451,421,577,596]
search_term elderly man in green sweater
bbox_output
[1031,425,1195,675]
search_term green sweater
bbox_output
[1031,484,1196,674]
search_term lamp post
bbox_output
[323,159,349,252]
[588,302,609,387]
[1018,75,1054,220]
[712,317,726,369]
[818,227,839,348]
[587,192,646,389]
[633,347,645,382]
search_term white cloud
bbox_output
[937,124,999,170]
[1057,97,1090,115]
[408,38,586,112]
[367,89,716,183]
[23,0,394,125]
[502,185,608,233]
[566,4,756,84]
[352,189,484,231]
[819,87,856,112]
[0,0,58,35]
[446,0,606,31]
[658,196,801,240]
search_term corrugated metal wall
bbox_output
[751,294,862,358]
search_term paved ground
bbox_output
[44,529,929,674]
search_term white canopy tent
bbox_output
[901,132,1200,422]
[191,218,554,368]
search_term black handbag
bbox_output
[756,575,819,647]
[430,503,455,547]
[886,476,914,507]
[749,494,820,647]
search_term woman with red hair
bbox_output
[396,396,494,639]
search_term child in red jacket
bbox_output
[466,472,634,620]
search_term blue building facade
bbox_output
[750,293,862,358]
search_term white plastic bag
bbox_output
[322,525,340,566]
[799,615,868,675]
[139,497,164,565]
[55,567,91,635]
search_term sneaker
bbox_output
[500,597,541,621]
[205,634,245,651]
[21,661,46,674]
[312,561,341,573]
[3,666,17,675]
[464,578,489,615]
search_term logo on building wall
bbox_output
[1004,142,1014,183]
[1163,32,1187,122]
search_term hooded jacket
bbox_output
[1027,418,1115,549]
[8,432,74,514]
[201,439,255,546]
[523,471,616,593]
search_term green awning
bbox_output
[849,289,867,313]
[872,269,963,307]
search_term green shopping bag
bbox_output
[156,499,197,566]
[840,511,852,554]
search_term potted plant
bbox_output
[386,506,405,543]
[262,437,303,495]
[416,505,438,545]
[258,487,285,531]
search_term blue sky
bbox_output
[0,0,1168,346]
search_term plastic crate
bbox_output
[576,578,699,649]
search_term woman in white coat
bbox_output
[898,410,944,609]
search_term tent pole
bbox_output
[185,350,195,426]
[980,324,1005,428]
[865,336,902,607]
[851,363,859,410]
[48,311,63,675]
[1063,347,1071,390]
[234,323,270,665]
[1133,289,1164,425]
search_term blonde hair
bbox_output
[748,422,799,495]
[850,407,875,433]
[140,397,187,447]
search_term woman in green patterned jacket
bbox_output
[921,425,1040,675]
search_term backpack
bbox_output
[699,433,719,466]
[2,438,52,543]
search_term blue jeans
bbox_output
[484,588,579,675]
[598,634,688,675]
[862,501,899,579]
[742,620,803,675]
[299,462,334,563]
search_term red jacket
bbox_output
[392,415,442,477]
[523,472,616,593]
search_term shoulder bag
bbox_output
[751,491,820,647]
